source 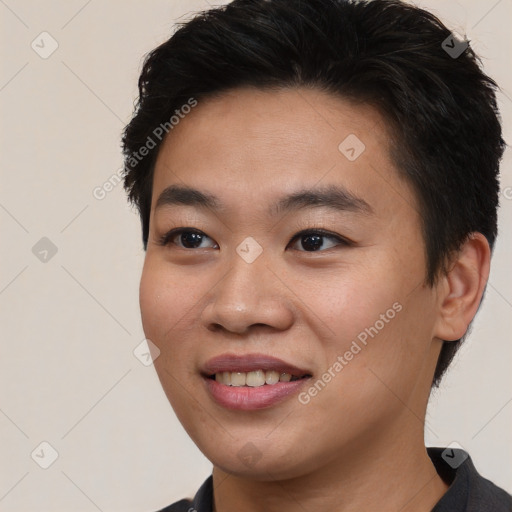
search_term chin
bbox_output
[212,457,308,481]
[200,435,319,481]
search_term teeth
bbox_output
[231,372,246,387]
[215,371,231,385]
[265,370,280,385]
[213,370,299,387]
[246,370,265,387]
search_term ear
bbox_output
[433,232,491,342]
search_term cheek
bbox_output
[138,258,202,411]
[139,262,167,341]
[298,261,434,384]
[291,263,401,345]
[139,259,193,352]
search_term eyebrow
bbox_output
[154,184,373,217]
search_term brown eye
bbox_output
[288,229,350,252]
[157,227,350,252]
[158,228,217,249]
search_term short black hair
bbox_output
[122,0,505,387]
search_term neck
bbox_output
[211,424,449,512]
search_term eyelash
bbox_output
[157,227,352,252]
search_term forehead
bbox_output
[151,86,417,223]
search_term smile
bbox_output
[201,352,313,409]
[209,370,310,387]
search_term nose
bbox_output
[200,247,295,336]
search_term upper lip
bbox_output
[202,353,312,377]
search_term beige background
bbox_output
[0,0,511,510]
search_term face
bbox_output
[139,87,443,480]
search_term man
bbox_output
[122,0,511,510]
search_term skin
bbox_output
[139,87,490,512]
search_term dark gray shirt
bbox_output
[158,447,512,511]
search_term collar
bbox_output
[179,447,511,512]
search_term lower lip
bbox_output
[203,376,311,410]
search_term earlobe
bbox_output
[433,233,491,342]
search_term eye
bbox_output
[288,229,350,252]
[157,227,351,252]
[157,228,217,249]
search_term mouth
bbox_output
[201,353,313,410]
[206,370,311,387]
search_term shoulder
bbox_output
[465,467,512,511]
[154,475,213,512]
[156,498,196,512]
[428,447,512,512]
